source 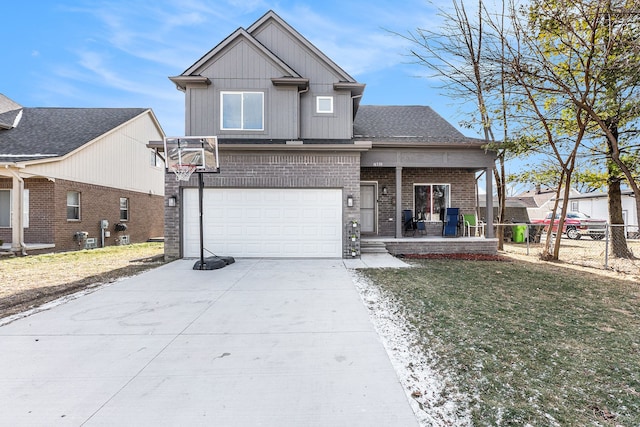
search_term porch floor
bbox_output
[362,235,498,256]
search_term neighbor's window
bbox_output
[150,149,163,168]
[0,189,29,228]
[67,191,81,221]
[414,184,450,221]
[120,197,129,221]
[0,190,10,227]
[316,96,333,114]
[221,91,264,130]
[571,201,579,212]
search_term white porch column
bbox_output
[395,166,403,238]
[10,171,24,253]
[485,167,494,238]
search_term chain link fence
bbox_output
[498,223,640,275]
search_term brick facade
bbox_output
[361,167,478,237]
[164,150,361,260]
[0,178,164,252]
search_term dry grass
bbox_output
[361,257,640,426]
[0,243,165,318]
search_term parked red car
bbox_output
[532,211,607,240]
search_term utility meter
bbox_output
[100,220,109,229]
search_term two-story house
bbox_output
[161,10,497,260]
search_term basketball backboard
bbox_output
[164,136,219,174]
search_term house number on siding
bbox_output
[373,162,383,167]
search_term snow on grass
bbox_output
[351,270,473,427]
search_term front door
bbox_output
[360,184,376,233]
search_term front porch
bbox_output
[362,235,499,256]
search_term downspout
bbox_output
[297,86,309,140]
[5,166,27,255]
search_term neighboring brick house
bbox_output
[0,95,165,254]
[162,10,497,259]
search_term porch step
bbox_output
[360,241,389,254]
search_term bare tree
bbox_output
[393,0,511,248]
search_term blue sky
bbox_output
[2,0,485,137]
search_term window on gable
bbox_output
[120,197,129,221]
[221,91,264,130]
[316,96,334,114]
[414,184,450,221]
[67,191,81,221]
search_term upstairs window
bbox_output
[67,191,81,221]
[221,91,264,130]
[316,96,334,114]
[119,197,129,221]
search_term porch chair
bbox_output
[463,214,485,237]
[442,207,460,237]
[403,209,417,236]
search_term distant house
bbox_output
[513,185,581,220]
[160,10,498,259]
[565,191,638,235]
[0,95,165,254]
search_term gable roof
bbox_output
[170,10,364,101]
[0,108,149,163]
[353,105,486,145]
[176,27,301,84]
[0,94,23,129]
[247,10,358,84]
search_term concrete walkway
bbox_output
[0,258,417,426]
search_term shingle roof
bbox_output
[353,105,485,144]
[0,107,148,163]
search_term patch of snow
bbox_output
[351,270,473,426]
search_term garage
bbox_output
[183,188,343,258]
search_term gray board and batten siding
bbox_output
[182,18,357,140]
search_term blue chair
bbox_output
[403,209,417,236]
[442,207,459,237]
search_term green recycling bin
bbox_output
[512,225,527,243]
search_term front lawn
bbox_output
[361,259,640,426]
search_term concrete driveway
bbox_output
[0,258,418,426]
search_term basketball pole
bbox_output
[197,171,205,270]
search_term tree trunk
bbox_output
[608,178,633,258]
[605,119,632,258]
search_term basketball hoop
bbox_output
[170,163,197,181]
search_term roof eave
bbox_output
[218,141,371,152]
[271,77,309,89]
[169,75,211,91]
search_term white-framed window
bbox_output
[316,96,334,114]
[150,149,163,168]
[220,91,264,130]
[67,191,81,221]
[571,201,579,211]
[119,197,129,221]
[0,190,11,227]
[414,184,450,221]
[0,189,30,228]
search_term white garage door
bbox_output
[183,188,343,258]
